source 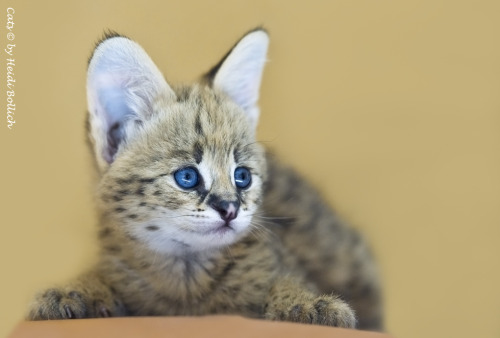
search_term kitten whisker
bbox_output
[249,221,277,240]
[152,214,195,219]
[252,215,296,221]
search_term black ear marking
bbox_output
[87,29,126,66]
[202,27,268,84]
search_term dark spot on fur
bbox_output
[105,246,122,253]
[146,225,159,231]
[164,199,183,209]
[175,86,192,102]
[153,190,162,196]
[117,189,129,196]
[197,189,209,204]
[252,195,263,207]
[128,214,138,219]
[139,261,151,269]
[263,177,274,194]
[216,261,236,281]
[116,177,135,185]
[112,195,123,202]
[233,148,241,164]
[171,239,190,247]
[125,233,138,241]
[195,111,204,136]
[240,236,257,248]
[115,207,126,213]
[136,187,145,196]
[139,202,147,207]
[193,142,204,164]
[139,177,156,184]
[169,149,192,161]
[184,260,194,281]
[98,227,113,238]
[253,283,266,291]
[238,191,247,205]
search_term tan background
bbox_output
[1,1,499,337]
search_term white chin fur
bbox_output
[138,214,252,254]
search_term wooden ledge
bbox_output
[9,316,392,338]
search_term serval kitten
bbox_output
[27,28,383,330]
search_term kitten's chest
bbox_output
[110,237,279,316]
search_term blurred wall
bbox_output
[1,1,499,337]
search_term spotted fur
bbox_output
[27,29,383,330]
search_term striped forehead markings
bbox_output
[193,142,204,164]
[194,110,204,137]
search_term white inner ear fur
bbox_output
[213,30,269,129]
[87,37,175,171]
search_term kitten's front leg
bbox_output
[27,271,126,320]
[265,276,356,328]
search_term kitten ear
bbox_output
[205,28,269,128]
[87,33,176,171]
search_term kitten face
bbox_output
[98,86,266,254]
[87,30,269,254]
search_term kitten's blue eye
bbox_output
[174,167,199,189]
[234,167,252,189]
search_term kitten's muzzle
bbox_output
[209,198,240,222]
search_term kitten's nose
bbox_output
[210,199,240,222]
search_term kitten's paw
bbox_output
[28,288,117,320]
[312,296,356,328]
[266,295,356,328]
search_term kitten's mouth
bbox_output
[202,222,234,236]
